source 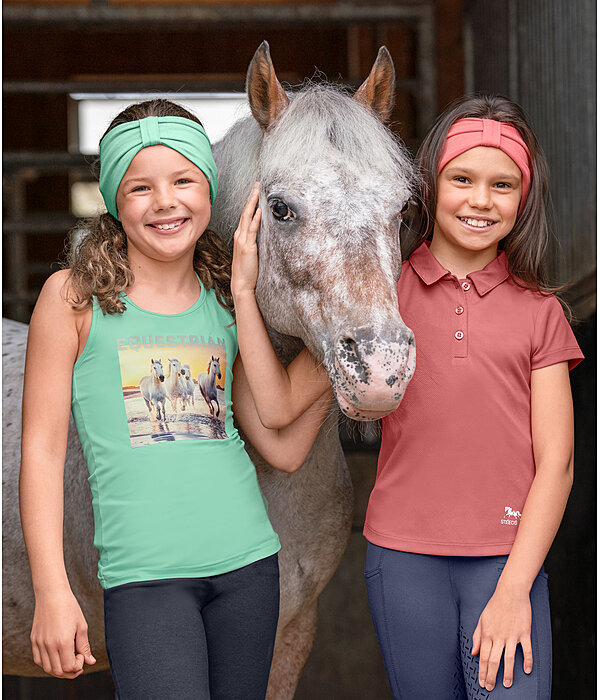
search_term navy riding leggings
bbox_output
[364,544,552,699]
[103,554,280,700]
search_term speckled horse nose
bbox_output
[332,324,416,420]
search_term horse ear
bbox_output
[353,46,396,123]
[246,40,290,131]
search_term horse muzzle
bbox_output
[327,325,416,421]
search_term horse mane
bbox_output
[210,82,416,249]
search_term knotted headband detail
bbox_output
[438,118,532,215]
[99,116,218,219]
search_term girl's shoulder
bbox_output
[33,270,93,352]
[37,269,75,311]
[38,269,92,315]
[502,281,577,352]
[504,276,562,309]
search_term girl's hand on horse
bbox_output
[30,588,95,679]
[231,182,262,298]
[471,585,533,691]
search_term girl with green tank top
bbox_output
[20,99,332,700]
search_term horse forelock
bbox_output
[260,85,415,195]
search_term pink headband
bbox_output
[438,118,532,215]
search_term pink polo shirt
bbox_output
[363,242,583,556]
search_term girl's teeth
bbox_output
[156,221,182,230]
[460,217,494,227]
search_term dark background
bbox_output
[3,1,595,697]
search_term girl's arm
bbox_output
[231,184,331,429]
[472,361,574,691]
[232,356,334,473]
[20,270,96,679]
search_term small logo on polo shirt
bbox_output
[500,506,522,525]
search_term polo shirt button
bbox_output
[455,306,464,315]
[462,281,471,291]
[455,330,464,340]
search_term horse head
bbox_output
[211,42,416,420]
[207,356,222,380]
[151,358,165,382]
[168,358,182,375]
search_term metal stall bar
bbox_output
[5,4,434,28]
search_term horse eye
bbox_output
[400,200,410,216]
[270,199,296,222]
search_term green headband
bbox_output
[99,115,218,219]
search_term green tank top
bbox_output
[71,283,280,589]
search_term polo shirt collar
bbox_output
[467,251,510,295]
[409,242,510,295]
[409,242,450,285]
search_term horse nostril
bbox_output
[339,336,357,358]
[336,334,368,382]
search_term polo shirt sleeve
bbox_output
[531,295,584,371]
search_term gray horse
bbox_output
[3,43,416,698]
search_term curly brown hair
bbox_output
[66,98,233,316]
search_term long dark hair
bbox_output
[66,98,233,316]
[405,94,561,298]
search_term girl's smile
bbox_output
[431,146,522,271]
[115,145,211,265]
[457,216,497,230]
[146,217,190,234]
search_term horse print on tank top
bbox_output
[116,333,228,447]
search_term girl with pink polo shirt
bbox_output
[363,95,583,699]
